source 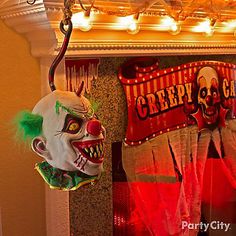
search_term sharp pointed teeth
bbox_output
[85,148,89,153]
[94,152,97,158]
[96,145,99,153]
[99,143,103,151]
[90,147,94,153]
[97,151,101,158]
[90,152,93,158]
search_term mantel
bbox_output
[1,0,236,57]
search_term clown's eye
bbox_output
[200,88,207,98]
[211,87,218,98]
[68,122,80,131]
[213,92,217,98]
[62,114,83,134]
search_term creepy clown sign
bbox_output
[120,58,236,236]
[119,58,236,145]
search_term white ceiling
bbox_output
[1,0,236,57]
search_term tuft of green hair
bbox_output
[13,110,43,142]
[84,94,100,112]
[90,99,100,113]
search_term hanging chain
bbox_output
[62,0,75,25]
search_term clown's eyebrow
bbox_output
[55,100,95,118]
[55,101,79,117]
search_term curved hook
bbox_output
[27,0,36,5]
[48,20,73,91]
[75,81,84,97]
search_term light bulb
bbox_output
[80,16,92,32]
[169,21,181,35]
[124,13,140,34]
[72,12,92,32]
[127,22,140,34]
[204,26,214,37]
[192,19,215,36]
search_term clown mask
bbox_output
[16,90,105,190]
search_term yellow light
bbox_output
[127,22,140,34]
[117,14,140,34]
[225,20,236,28]
[159,16,175,29]
[72,12,93,31]
[159,16,181,35]
[169,22,181,35]
[117,15,134,29]
[192,19,214,36]
[220,20,236,33]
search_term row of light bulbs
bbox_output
[71,11,236,36]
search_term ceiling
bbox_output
[1,0,236,57]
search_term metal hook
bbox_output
[48,20,73,91]
[27,0,36,5]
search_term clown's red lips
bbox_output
[72,139,104,164]
[205,106,216,116]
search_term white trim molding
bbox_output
[0,0,236,58]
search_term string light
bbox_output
[159,16,181,35]
[127,13,140,34]
[169,21,181,35]
[192,18,215,36]
[117,13,140,34]
[220,20,236,33]
[70,8,236,37]
[72,10,92,32]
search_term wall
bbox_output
[70,55,236,236]
[0,20,46,236]
[69,57,127,236]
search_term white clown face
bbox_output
[197,67,221,125]
[31,90,105,176]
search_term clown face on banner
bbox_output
[196,67,220,125]
[16,90,105,190]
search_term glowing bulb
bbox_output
[225,20,236,29]
[204,26,214,37]
[127,22,140,34]
[117,13,140,34]
[72,12,92,31]
[160,16,181,35]
[160,16,175,28]
[220,20,236,33]
[80,16,92,32]
[169,21,181,35]
[192,19,215,36]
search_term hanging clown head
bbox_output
[15,89,105,190]
[196,66,221,125]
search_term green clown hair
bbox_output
[14,110,43,142]
[90,99,100,113]
[84,95,100,113]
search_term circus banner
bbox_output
[119,58,236,146]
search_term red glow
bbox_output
[114,159,236,235]
[202,158,236,206]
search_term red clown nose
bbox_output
[87,119,102,136]
[206,95,213,106]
